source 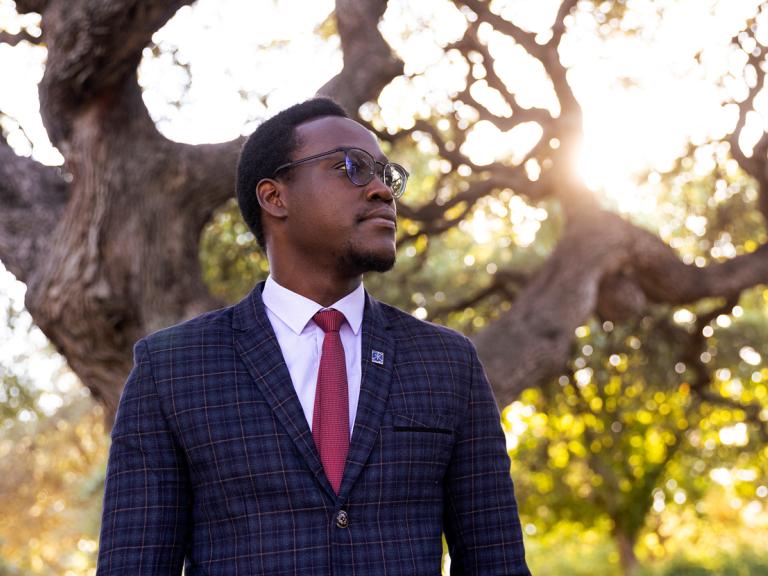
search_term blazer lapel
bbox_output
[232,283,336,499]
[338,293,395,499]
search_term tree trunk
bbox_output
[614,528,640,576]
[25,77,231,416]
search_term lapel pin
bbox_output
[371,350,384,365]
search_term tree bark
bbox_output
[614,528,640,576]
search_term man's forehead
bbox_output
[294,116,382,156]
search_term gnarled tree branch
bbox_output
[0,29,43,45]
[0,134,69,280]
[317,0,403,116]
[458,0,582,121]
[39,0,192,145]
[473,206,768,406]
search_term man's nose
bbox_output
[365,170,394,202]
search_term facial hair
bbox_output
[339,242,396,275]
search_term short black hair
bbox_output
[236,97,349,249]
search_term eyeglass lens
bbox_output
[345,149,406,198]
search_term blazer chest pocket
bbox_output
[393,412,453,435]
[391,413,455,483]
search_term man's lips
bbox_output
[359,210,397,229]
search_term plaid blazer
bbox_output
[97,283,530,575]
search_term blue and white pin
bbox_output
[371,350,385,365]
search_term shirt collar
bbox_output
[262,275,364,336]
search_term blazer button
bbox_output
[335,509,349,528]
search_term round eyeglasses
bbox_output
[272,147,409,198]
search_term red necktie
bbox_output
[312,309,349,494]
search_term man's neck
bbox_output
[268,269,362,308]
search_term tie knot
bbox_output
[313,309,346,333]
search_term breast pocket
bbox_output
[391,412,455,488]
[393,412,454,436]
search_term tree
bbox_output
[2,0,768,569]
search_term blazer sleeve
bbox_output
[97,339,190,575]
[442,340,531,575]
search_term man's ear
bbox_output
[256,178,288,219]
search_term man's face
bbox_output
[278,116,398,276]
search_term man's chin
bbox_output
[342,249,396,275]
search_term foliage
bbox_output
[639,551,768,576]
[0,393,107,575]
[524,520,621,576]
[199,199,268,303]
[527,536,768,576]
[0,269,106,575]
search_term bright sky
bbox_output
[0,0,764,399]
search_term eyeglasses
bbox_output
[272,147,409,198]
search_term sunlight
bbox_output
[718,423,749,447]
[573,0,762,213]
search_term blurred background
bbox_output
[1,0,767,574]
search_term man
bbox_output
[97,98,530,575]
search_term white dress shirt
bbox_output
[262,275,364,436]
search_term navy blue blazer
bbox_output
[97,283,530,575]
